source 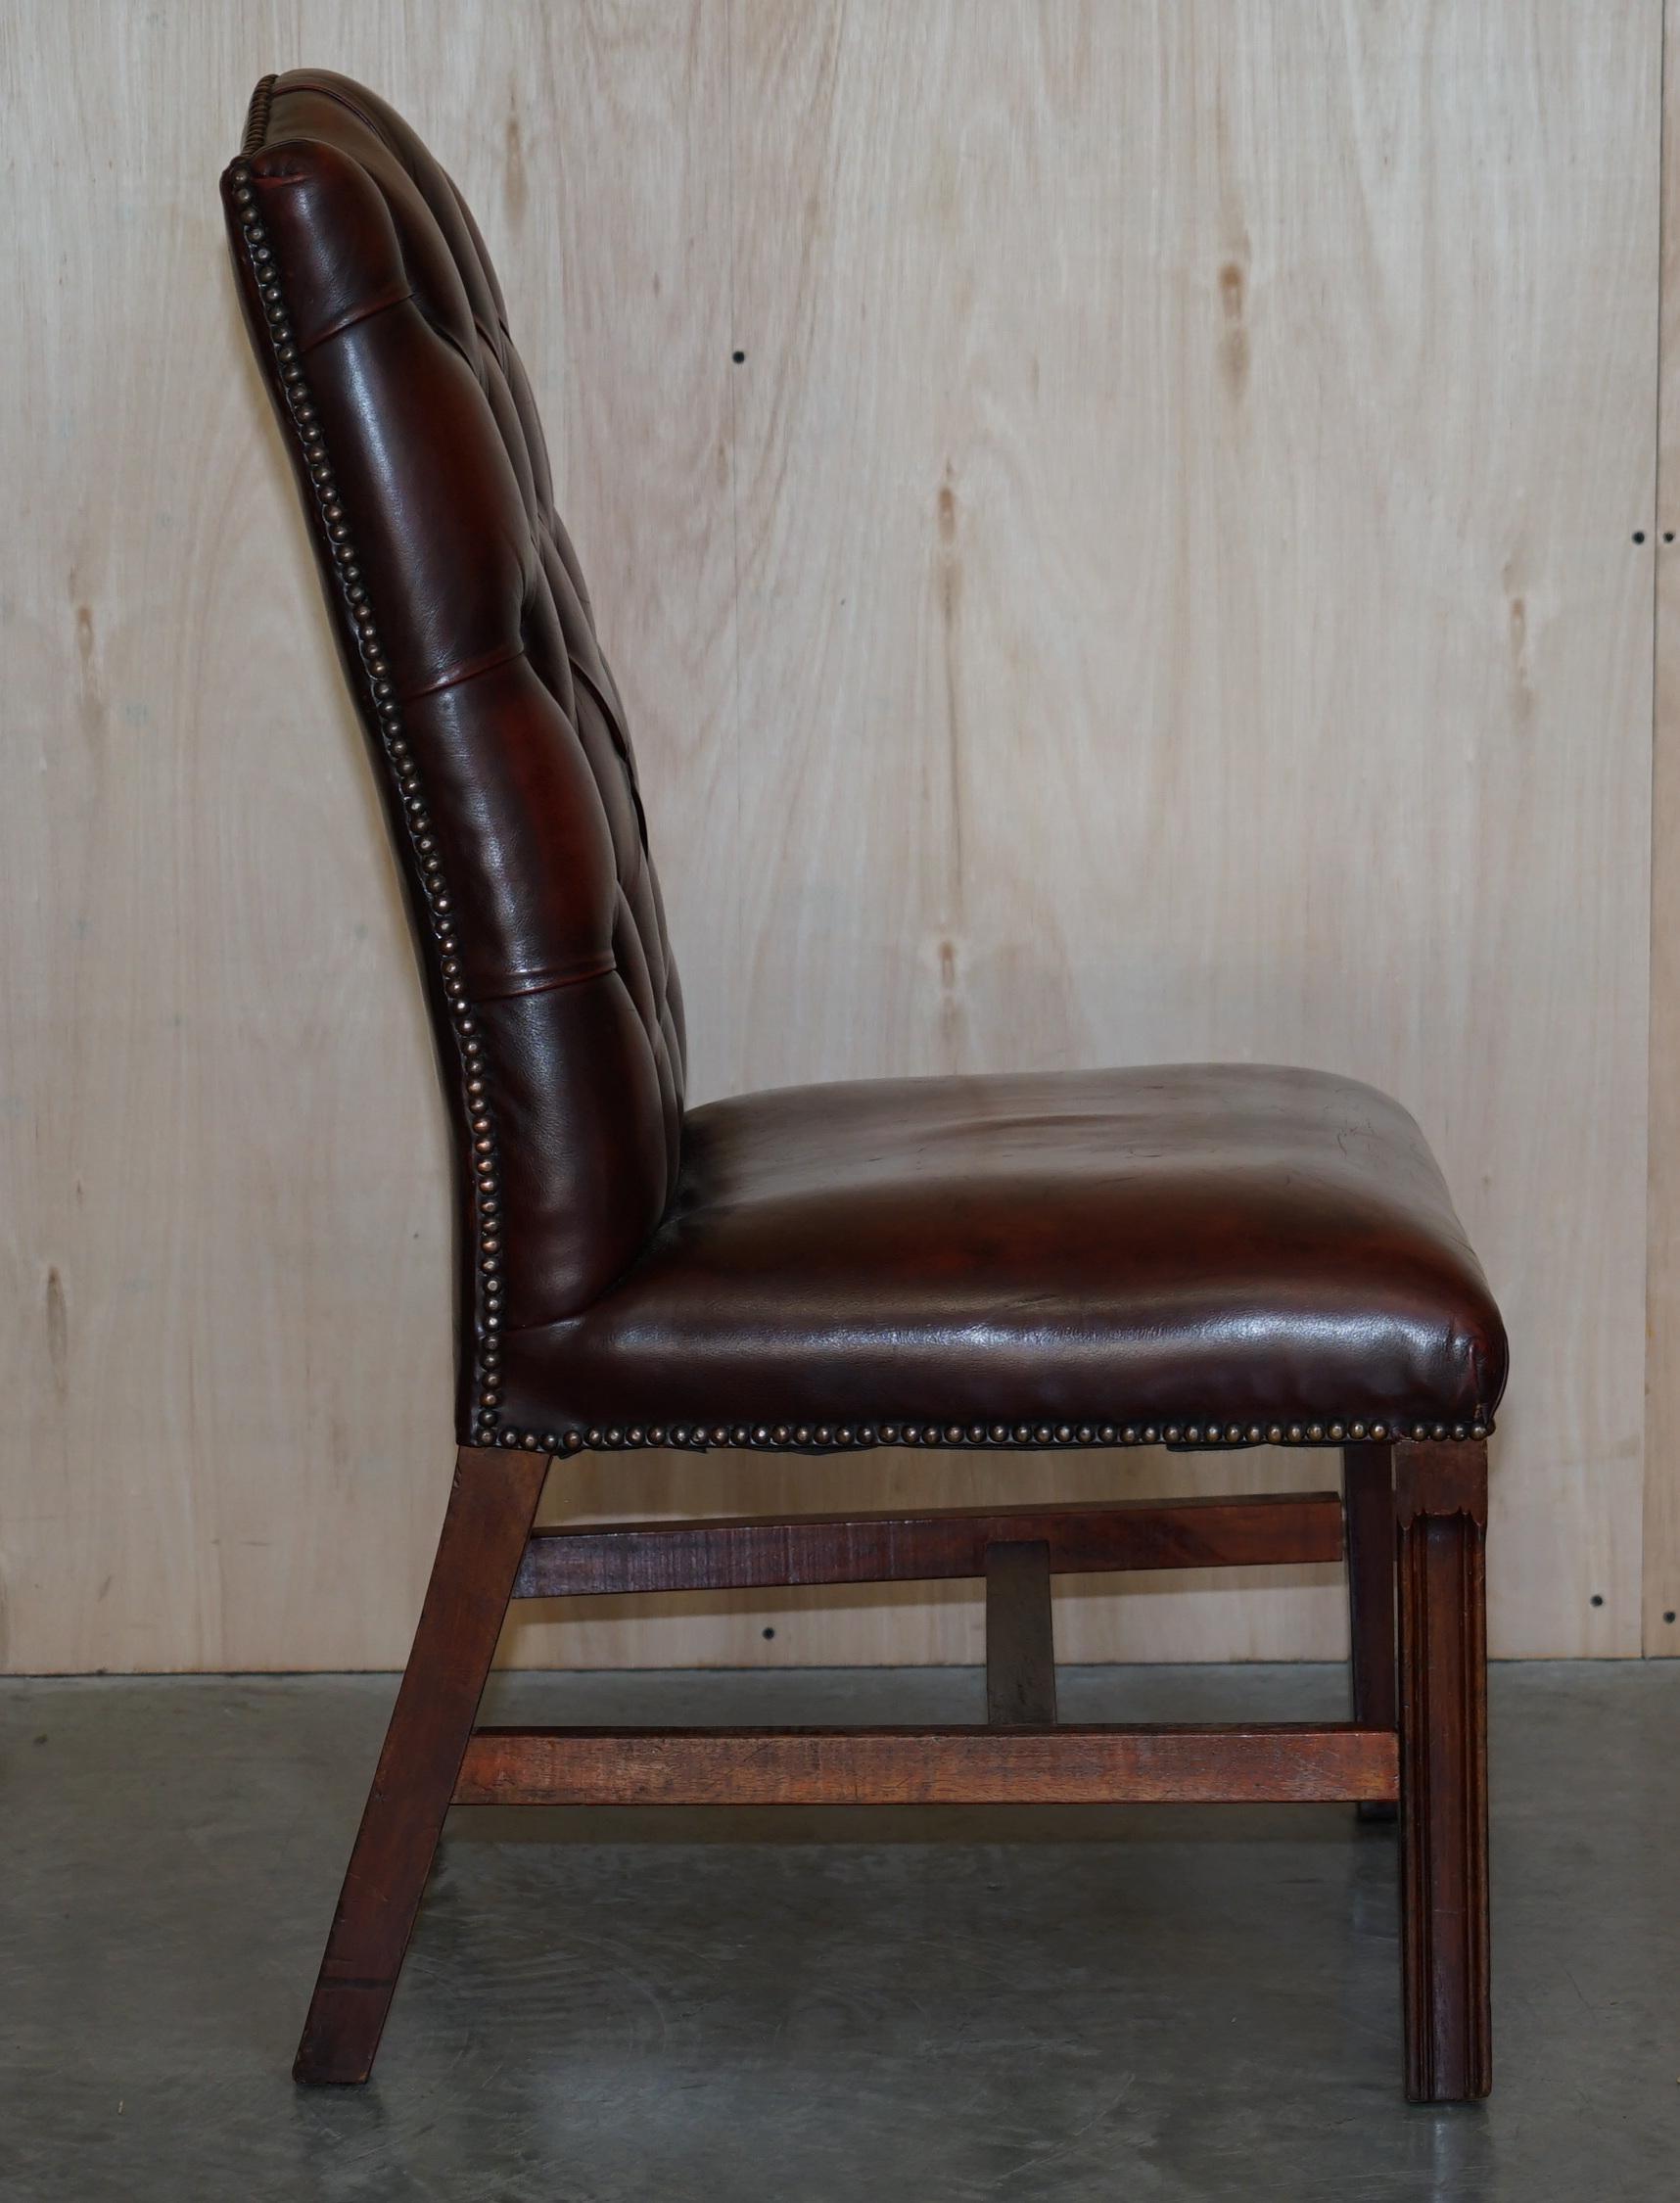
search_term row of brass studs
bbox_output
[230,161,504,1448]
[491,1414,1493,1455]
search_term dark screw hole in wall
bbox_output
[732,349,746,363]
[1590,1593,1605,1607]
[762,1626,775,1639]
[1634,531,1647,543]
[1666,533,1676,543]
[1666,1611,1677,1624]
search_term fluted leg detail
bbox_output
[1395,1438,1491,2103]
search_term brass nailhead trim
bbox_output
[231,150,504,1447]
[238,86,1498,1480]
[494,1416,1494,1457]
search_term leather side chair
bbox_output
[222,70,1504,2103]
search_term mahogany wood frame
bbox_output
[293,1437,1489,2103]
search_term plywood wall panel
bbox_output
[0,1,738,1671]
[679,0,1657,1668]
[0,0,1659,1670]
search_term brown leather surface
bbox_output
[223,72,684,1443]
[224,74,1507,1455]
[498,1064,1505,1437]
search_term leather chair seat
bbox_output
[496,1061,1507,1445]
[230,74,1505,2105]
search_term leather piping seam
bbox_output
[261,74,401,164]
[397,640,528,705]
[298,284,415,356]
[228,143,508,1446]
[475,956,619,1006]
[242,72,277,156]
[484,1414,1498,1458]
[268,70,510,398]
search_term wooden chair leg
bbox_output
[1343,1442,1398,1823]
[1394,1437,1491,2103]
[984,1540,1057,1725]
[293,1443,549,2086]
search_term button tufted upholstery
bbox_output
[223,73,1506,1458]
[224,72,683,1441]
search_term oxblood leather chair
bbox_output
[222,70,1504,2103]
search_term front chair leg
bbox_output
[294,1443,550,2086]
[1394,1436,1491,2103]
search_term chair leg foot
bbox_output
[293,1444,549,2086]
[1394,1438,1491,2103]
[293,1985,404,2088]
[1343,1441,1398,1824]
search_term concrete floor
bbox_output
[2,1662,1675,2202]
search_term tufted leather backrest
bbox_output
[222,72,685,1446]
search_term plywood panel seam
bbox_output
[1646,0,1678,1656]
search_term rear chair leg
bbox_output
[1394,1437,1491,2103]
[984,1540,1057,1726]
[1343,1442,1398,1823]
[294,1443,549,2086]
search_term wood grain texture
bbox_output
[512,1490,1344,1599]
[0,2,735,1672]
[453,1722,1400,1806]
[0,2,1659,1668]
[701,0,1657,1673]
